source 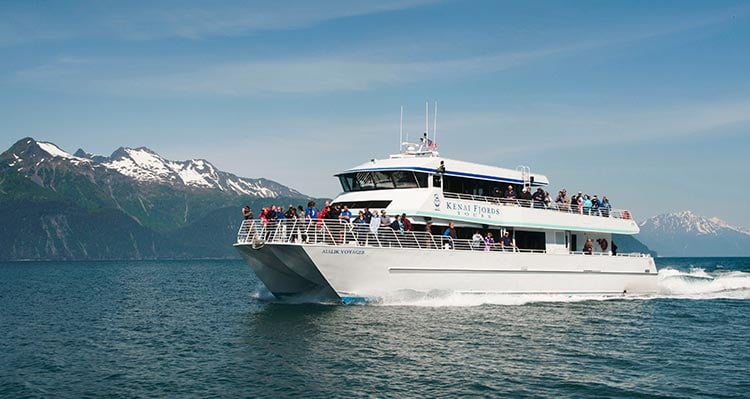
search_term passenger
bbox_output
[353,211,367,241]
[380,210,391,228]
[544,191,552,209]
[260,207,269,226]
[471,231,483,249]
[443,222,457,249]
[583,238,594,255]
[504,185,517,200]
[576,192,584,214]
[532,188,545,209]
[297,205,305,220]
[600,197,611,217]
[317,201,329,227]
[363,207,373,223]
[484,232,495,252]
[520,187,532,206]
[369,210,381,236]
[443,222,457,239]
[390,214,405,234]
[305,201,318,221]
[591,195,600,216]
[596,238,608,252]
[500,231,517,252]
[275,205,285,220]
[492,187,502,198]
[241,205,253,220]
[401,213,412,232]
[583,195,593,215]
[285,205,296,219]
[436,160,446,174]
[266,206,278,222]
[424,221,435,248]
[555,189,567,209]
[339,205,352,223]
[319,200,331,220]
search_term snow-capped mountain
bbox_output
[0,137,315,260]
[638,211,750,257]
[3,137,303,198]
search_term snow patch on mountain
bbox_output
[37,142,74,159]
[2,137,305,199]
[37,142,93,166]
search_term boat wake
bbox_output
[655,267,750,299]
[373,268,750,307]
[250,268,750,307]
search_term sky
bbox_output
[1,0,750,228]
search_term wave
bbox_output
[655,267,750,299]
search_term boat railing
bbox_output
[237,219,636,255]
[442,192,633,220]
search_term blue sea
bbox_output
[1,258,749,398]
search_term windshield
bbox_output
[339,171,428,192]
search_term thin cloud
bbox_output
[12,3,748,96]
[442,100,750,160]
[10,45,573,97]
[0,0,440,45]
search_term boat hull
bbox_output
[235,243,658,301]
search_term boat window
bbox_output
[415,172,428,188]
[392,171,419,188]
[555,232,565,245]
[515,230,546,251]
[444,175,500,197]
[372,171,395,188]
[332,200,392,209]
[338,171,428,192]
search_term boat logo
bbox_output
[433,194,441,209]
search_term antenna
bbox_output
[399,106,403,152]
[425,101,429,137]
[433,101,438,145]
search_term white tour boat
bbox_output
[235,139,658,303]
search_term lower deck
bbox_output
[237,219,638,257]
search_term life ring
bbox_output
[622,210,631,220]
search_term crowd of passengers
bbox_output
[240,203,618,253]
[490,186,613,216]
[241,202,522,250]
[241,201,415,234]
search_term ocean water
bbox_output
[1,258,749,398]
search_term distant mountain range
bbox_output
[0,137,311,260]
[638,211,750,257]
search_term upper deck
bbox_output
[339,151,550,187]
[331,146,638,235]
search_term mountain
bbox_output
[612,234,657,257]
[638,211,750,257]
[0,137,312,260]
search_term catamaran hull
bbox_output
[235,243,658,302]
